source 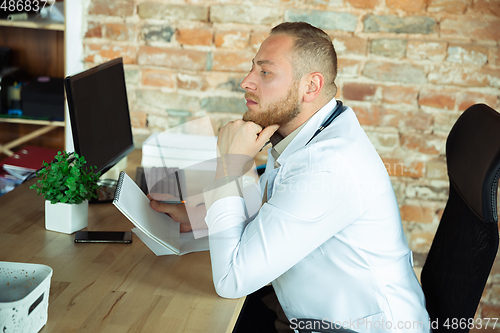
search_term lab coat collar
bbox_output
[275,97,338,166]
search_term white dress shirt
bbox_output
[205,98,430,333]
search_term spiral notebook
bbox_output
[113,171,181,255]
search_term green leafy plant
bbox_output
[30,151,101,204]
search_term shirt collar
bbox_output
[270,119,310,168]
[273,118,309,153]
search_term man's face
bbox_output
[241,34,301,128]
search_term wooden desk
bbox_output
[0,179,245,333]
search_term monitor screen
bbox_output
[64,58,134,175]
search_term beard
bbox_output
[242,80,300,128]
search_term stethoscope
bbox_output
[304,99,344,146]
[260,99,345,151]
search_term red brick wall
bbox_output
[83,0,500,325]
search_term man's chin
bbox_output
[245,118,276,128]
[242,115,264,127]
[242,109,283,128]
[242,110,255,122]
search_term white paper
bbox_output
[113,172,180,254]
[132,228,209,256]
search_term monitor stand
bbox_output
[90,178,117,203]
[89,157,128,203]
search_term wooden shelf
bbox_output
[0,118,64,156]
[0,1,67,155]
[0,11,66,155]
[0,17,64,31]
[0,118,64,126]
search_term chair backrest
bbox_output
[421,103,500,332]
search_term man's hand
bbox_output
[148,193,193,233]
[218,120,279,157]
[215,120,279,180]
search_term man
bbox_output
[151,22,429,333]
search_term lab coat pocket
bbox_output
[355,312,392,333]
[372,253,428,333]
[294,246,324,268]
[306,246,324,260]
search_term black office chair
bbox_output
[421,103,500,332]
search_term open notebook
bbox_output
[112,171,208,255]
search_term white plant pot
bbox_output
[45,200,88,234]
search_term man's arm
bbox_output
[206,150,364,298]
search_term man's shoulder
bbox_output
[279,143,346,176]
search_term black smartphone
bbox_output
[74,231,133,244]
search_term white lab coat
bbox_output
[205,98,430,333]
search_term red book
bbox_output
[0,146,59,179]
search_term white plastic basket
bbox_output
[0,261,53,333]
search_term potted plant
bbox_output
[30,151,100,234]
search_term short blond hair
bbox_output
[271,22,338,98]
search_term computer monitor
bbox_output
[64,58,134,176]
